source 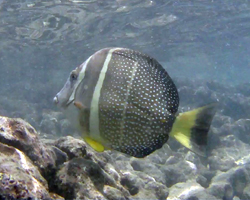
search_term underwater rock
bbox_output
[235,154,250,166]
[103,185,127,200]
[216,118,250,141]
[147,143,174,164]
[211,113,234,128]
[120,171,169,200]
[115,160,134,172]
[160,159,199,187]
[208,117,250,172]
[177,79,250,121]
[227,119,250,144]
[39,109,79,139]
[208,133,250,172]
[168,180,218,200]
[120,171,141,196]
[54,135,116,171]
[196,167,216,189]
[137,173,169,200]
[177,80,218,108]
[54,158,106,199]
[221,92,249,120]
[208,147,237,172]
[39,114,59,136]
[207,180,233,200]
[59,118,74,137]
[54,136,170,199]
[54,136,87,159]
[53,136,132,199]
[242,184,250,199]
[0,142,51,199]
[0,116,67,177]
[39,110,67,137]
[207,166,250,199]
[53,157,130,200]
[130,158,166,185]
[49,193,65,200]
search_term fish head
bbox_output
[53,48,112,109]
[53,59,89,109]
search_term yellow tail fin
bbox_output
[170,104,217,156]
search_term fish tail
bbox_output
[170,103,217,156]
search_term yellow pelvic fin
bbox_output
[84,137,105,152]
[170,104,217,156]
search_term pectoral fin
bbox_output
[74,101,85,110]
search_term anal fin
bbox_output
[84,137,105,152]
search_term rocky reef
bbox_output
[0,80,250,200]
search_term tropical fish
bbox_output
[53,47,216,158]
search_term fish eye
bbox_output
[70,72,78,81]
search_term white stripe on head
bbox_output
[68,55,92,103]
[89,48,121,141]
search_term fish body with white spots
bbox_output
[54,48,216,157]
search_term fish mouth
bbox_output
[53,96,59,104]
[53,95,74,108]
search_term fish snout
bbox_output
[53,95,59,104]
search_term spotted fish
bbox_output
[53,47,216,157]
